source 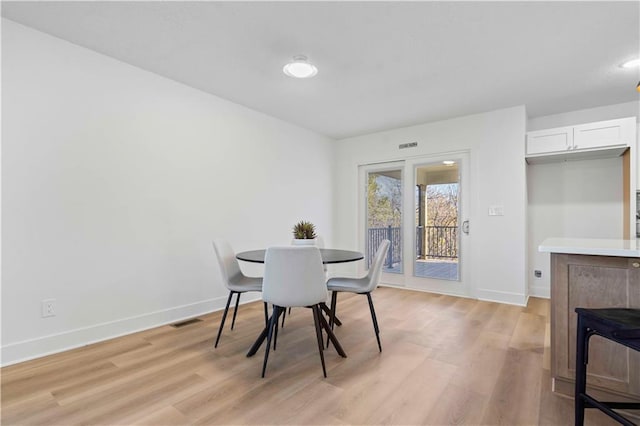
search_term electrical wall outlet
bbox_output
[41,299,56,318]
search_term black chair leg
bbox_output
[281,307,293,328]
[263,302,269,327]
[262,306,280,378]
[326,291,338,348]
[214,291,234,348]
[312,304,327,378]
[366,292,382,352]
[329,292,338,330]
[274,307,280,351]
[231,292,241,330]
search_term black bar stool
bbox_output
[574,308,640,426]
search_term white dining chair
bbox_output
[326,239,390,352]
[261,246,328,378]
[212,239,265,348]
[280,235,327,329]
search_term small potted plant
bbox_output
[292,220,317,245]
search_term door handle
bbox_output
[462,220,469,235]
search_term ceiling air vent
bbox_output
[399,142,418,149]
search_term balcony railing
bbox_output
[367,226,402,268]
[367,225,458,268]
[416,226,458,259]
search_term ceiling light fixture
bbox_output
[442,160,455,166]
[283,55,318,79]
[621,58,640,68]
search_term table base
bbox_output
[247,303,347,358]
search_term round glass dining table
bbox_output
[236,248,364,265]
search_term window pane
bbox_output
[366,170,402,274]
[415,164,459,281]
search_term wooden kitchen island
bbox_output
[540,238,640,404]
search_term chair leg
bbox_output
[574,315,589,426]
[312,304,327,378]
[262,306,280,378]
[326,291,338,349]
[281,307,293,328]
[263,302,269,327]
[214,291,234,348]
[366,292,382,352]
[231,292,241,330]
[274,307,280,351]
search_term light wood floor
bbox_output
[1,287,620,425]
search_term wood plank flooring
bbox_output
[1,287,621,425]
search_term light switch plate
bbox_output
[488,205,504,216]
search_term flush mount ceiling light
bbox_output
[283,55,318,79]
[442,160,456,166]
[621,58,640,68]
[619,58,640,92]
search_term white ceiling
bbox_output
[2,1,639,139]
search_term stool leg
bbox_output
[575,315,588,426]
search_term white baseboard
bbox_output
[379,282,473,300]
[1,293,262,367]
[476,288,528,306]
[528,283,550,299]
[380,283,527,306]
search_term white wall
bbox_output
[332,106,528,305]
[527,158,623,297]
[526,101,639,298]
[527,101,639,131]
[1,19,334,365]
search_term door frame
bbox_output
[358,151,473,297]
[403,152,471,297]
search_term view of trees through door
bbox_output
[366,169,402,273]
[415,163,460,280]
[362,155,468,292]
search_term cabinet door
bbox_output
[573,117,634,151]
[552,254,640,397]
[526,126,573,155]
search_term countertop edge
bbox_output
[538,238,640,258]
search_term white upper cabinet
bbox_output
[573,118,635,151]
[526,126,573,155]
[526,117,635,163]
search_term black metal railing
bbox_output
[367,225,401,268]
[368,225,458,267]
[417,226,458,259]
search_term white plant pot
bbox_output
[292,238,316,246]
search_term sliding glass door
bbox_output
[360,153,471,296]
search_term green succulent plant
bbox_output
[292,220,317,239]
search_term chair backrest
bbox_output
[365,239,390,292]
[212,239,243,289]
[262,246,327,307]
